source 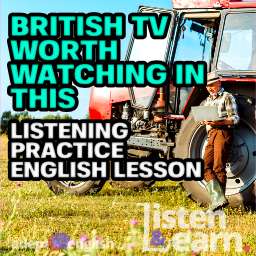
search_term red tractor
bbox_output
[48,0,256,208]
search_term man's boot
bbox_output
[206,179,228,211]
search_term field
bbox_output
[0,135,255,255]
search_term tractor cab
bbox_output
[128,2,256,117]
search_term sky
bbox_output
[0,0,172,118]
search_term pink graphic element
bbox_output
[127,242,136,249]
[80,234,89,244]
[243,244,251,253]
[172,0,212,8]
[172,0,256,8]
[67,240,76,249]
[191,251,200,256]
[130,219,138,226]
[96,235,102,241]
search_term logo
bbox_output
[139,203,243,253]
[48,232,70,250]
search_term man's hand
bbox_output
[202,119,233,126]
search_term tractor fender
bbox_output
[89,87,130,119]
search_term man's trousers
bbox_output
[203,128,233,189]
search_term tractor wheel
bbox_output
[109,180,155,189]
[174,97,256,208]
[46,180,106,195]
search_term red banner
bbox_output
[171,0,213,8]
[171,0,255,8]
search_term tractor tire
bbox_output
[109,180,155,189]
[174,97,256,208]
[46,180,106,195]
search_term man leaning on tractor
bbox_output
[202,72,240,211]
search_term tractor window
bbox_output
[174,18,216,66]
[128,8,175,109]
[129,29,171,108]
[217,12,256,71]
[170,15,218,113]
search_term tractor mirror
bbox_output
[190,21,204,35]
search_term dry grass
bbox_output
[0,135,255,255]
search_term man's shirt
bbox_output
[204,88,240,131]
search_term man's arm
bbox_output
[225,94,240,124]
[204,119,233,126]
[204,94,240,127]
